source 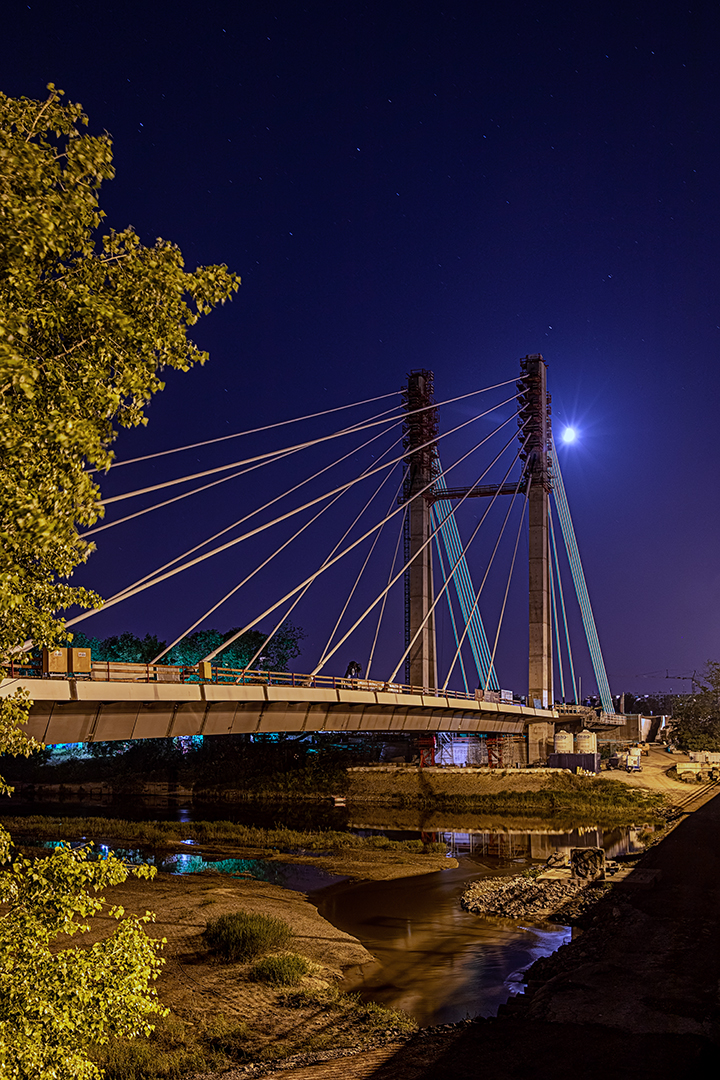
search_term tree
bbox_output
[0,85,239,1077]
[71,631,167,664]
[0,693,166,1079]
[71,622,305,670]
[0,85,240,658]
[164,620,305,671]
[670,661,720,750]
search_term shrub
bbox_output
[248,953,312,986]
[203,911,291,961]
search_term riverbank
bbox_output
[252,788,720,1080]
[6,817,456,881]
[2,766,670,825]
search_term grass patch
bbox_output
[93,991,414,1077]
[93,990,416,1077]
[248,952,312,986]
[92,1012,245,1079]
[279,984,416,1035]
[203,910,291,961]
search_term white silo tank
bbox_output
[575,729,597,754]
[554,729,574,754]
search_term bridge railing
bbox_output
[3,657,483,702]
[554,703,628,727]
[2,659,557,712]
[210,667,481,701]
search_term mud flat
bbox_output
[72,857,426,1076]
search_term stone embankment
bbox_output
[461,843,652,924]
[460,870,603,924]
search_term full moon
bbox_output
[562,427,577,443]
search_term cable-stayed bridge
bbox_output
[2,354,624,763]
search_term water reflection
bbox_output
[319,863,571,1026]
[26,809,650,1027]
[38,842,345,892]
[434,824,649,861]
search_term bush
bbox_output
[203,911,291,961]
[248,953,312,986]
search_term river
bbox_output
[1,796,648,1025]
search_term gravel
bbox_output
[460,871,609,924]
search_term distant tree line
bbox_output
[70,621,305,673]
[667,662,720,751]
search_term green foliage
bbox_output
[0,85,239,657]
[0,688,44,795]
[0,693,169,1079]
[71,632,168,665]
[0,839,166,1079]
[70,621,305,671]
[670,662,720,750]
[203,911,292,962]
[163,620,305,671]
[0,635,168,1080]
[248,953,312,986]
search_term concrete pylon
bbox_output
[402,370,438,690]
[519,354,553,711]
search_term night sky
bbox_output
[4,1,719,698]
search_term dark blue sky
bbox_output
[4,0,719,696]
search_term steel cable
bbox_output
[66,395,520,629]
[198,411,521,664]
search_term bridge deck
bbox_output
[1,676,559,745]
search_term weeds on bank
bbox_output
[93,1012,248,1079]
[279,984,416,1035]
[414,774,667,822]
[1,815,448,853]
[203,910,291,961]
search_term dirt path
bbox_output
[601,744,701,800]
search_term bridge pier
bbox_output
[526,720,555,766]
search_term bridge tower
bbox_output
[518,353,554,712]
[402,370,438,689]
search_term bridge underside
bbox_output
[2,679,559,745]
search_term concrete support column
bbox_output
[528,484,552,708]
[527,720,555,765]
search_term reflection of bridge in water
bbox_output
[349,824,647,862]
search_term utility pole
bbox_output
[402,370,438,689]
[519,354,553,709]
